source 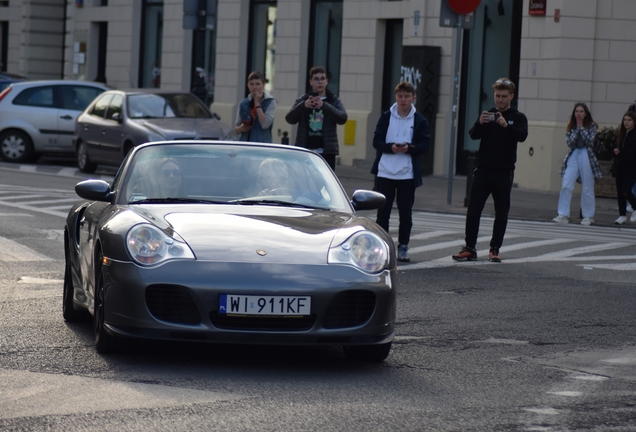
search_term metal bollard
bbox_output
[464,152,478,207]
[281,131,289,145]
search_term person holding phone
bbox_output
[552,103,601,226]
[452,78,528,263]
[285,66,348,170]
[234,71,277,143]
[371,82,430,262]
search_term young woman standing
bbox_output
[552,103,601,225]
[613,111,636,224]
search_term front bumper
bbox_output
[102,259,397,346]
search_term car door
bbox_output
[101,94,125,164]
[79,93,113,162]
[10,85,58,149]
[57,85,106,150]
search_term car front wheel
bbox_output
[343,342,392,362]
[62,239,88,322]
[0,129,33,163]
[77,141,97,173]
[94,253,124,353]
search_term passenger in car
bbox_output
[154,157,183,198]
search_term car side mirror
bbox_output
[75,179,113,202]
[351,190,386,211]
[112,112,122,123]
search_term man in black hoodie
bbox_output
[452,78,528,263]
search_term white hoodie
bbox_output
[377,103,415,180]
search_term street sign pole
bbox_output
[447,19,462,205]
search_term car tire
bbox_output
[342,342,392,362]
[0,129,33,163]
[77,141,98,173]
[62,238,88,322]
[94,253,124,353]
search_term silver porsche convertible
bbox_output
[63,141,397,361]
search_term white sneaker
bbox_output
[631,212,636,223]
[615,216,627,225]
[628,204,633,213]
[552,215,569,224]
[580,217,594,226]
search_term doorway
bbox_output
[456,0,523,175]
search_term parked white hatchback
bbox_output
[0,80,108,162]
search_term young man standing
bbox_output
[234,71,277,143]
[285,66,347,170]
[452,78,528,263]
[371,82,430,262]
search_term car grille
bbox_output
[322,290,376,329]
[146,285,202,325]
[209,312,317,331]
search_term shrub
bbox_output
[593,126,617,161]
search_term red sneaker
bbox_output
[452,246,477,261]
[488,248,501,263]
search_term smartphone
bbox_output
[395,143,406,147]
[485,112,496,122]
[242,120,251,126]
[309,92,319,97]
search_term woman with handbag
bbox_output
[613,110,636,224]
[552,103,601,225]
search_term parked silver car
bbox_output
[74,89,232,173]
[0,80,108,162]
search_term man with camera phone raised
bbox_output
[452,78,528,263]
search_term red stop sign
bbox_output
[446,0,481,15]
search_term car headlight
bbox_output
[126,224,195,266]
[328,231,389,273]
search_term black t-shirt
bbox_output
[306,103,325,150]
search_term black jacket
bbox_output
[370,110,430,188]
[468,107,528,171]
[285,90,347,155]
[617,129,636,170]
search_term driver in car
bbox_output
[256,158,289,196]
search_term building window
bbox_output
[307,0,342,95]
[139,0,163,88]
[247,0,276,95]
[381,19,403,112]
[0,21,7,72]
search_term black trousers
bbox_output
[615,167,636,216]
[322,154,336,171]
[374,176,415,246]
[465,168,514,250]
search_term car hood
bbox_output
[143,206,365,264]
[136,118,230,140]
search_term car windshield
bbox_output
[127,93,211,119]
[119,144,352,213]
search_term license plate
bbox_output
[218,294,311,316]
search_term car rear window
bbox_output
[13,86,55,107]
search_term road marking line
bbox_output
[0,236,53,261]
[0,368,246,420]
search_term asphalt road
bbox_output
[1,163,636,431]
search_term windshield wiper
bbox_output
[129,197,230,205]
[232,199,327,210]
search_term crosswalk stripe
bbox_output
[409,235,519,255]
[504,242,631,263]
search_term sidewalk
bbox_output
[335,164,633,229]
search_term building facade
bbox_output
[1,0,635,192]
